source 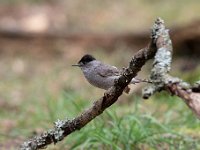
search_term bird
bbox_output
[72,54,148,93]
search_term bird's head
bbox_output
[72,54,96,67]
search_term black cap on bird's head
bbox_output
[78,54,96,64]
[72,54,96,67]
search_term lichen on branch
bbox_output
[142,18,200,119]
[143,18,173,98]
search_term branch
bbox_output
[19,18,164,149]
[142,19,200,119]
[167,82,200,119]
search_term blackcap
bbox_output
[72,54,148,93]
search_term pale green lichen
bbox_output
[151,18,172,77]
[53,119,71,141]
[53,129,64,141]
[36,136,46,146]
[194,81,200,86]
[154,47,172,73]
[55,119,67,128]
[151,17,165,42]
[142,84,159,99]
[20,141,37,150]
[20,120,69,150]
[164,75,191,90]
[192,80,200,91]
[142,17,174,99]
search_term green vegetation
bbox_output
[62,93,200,150]
[0,50,200,149]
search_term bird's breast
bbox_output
[82,67,116,90]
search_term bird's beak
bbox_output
[72,62,84,67]
[72,64,80,67]
[72,61,84,67]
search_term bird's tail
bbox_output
[131,78,151,84]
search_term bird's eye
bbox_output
[78,61,84,66]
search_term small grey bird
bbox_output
[72,54,148,93]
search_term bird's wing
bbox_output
[96,64,121,77]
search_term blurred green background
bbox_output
[0,0,200,149]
